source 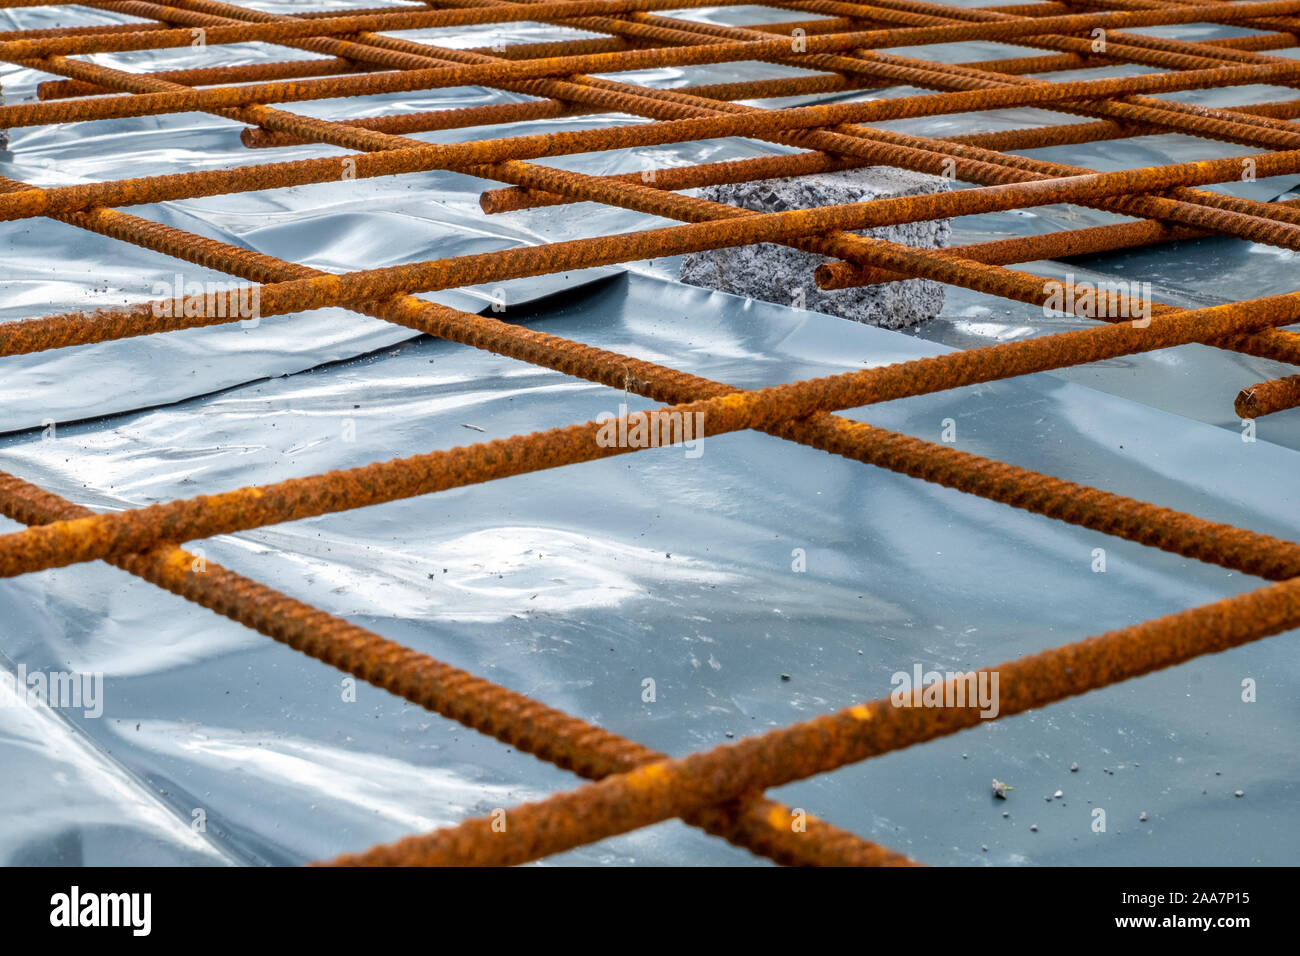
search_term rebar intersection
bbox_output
[1,0,1299,866]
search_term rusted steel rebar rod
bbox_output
[0,0,741,59]
[12,143,1300,360]
[7,8,1300,128]
[0,469,904,867]
[469,0,1300,208]
[1236,374,1300,418]
[401,5,1300,360]
[37,57,387,99]
[4,0,1300,874]
[4,12,1295,365]
[3,286,1300,581]
[0,19,168,41]
[164,0,1300,285]
[150,0,1300,287]
[34,170,1300,603]
[19,0,1300,60]
[77,0,1300,362]
[17,173,1299,593]
[324,570,1300,865]
[813,211,1294,289]
[9,56,1300,227]
[478,158,1300,371]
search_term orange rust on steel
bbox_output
[22,148,1296,585]
[101,0,887,160]
[0,0,1280,60]
[326,572,1300,866]
[238,76,886,149]
[5,72,1294,278]
[790,0,1300,75]
[37,57,386,100]
[8,1,969,321]
[58,222,1300,874]
[475,113,1266,210]
[477,77,1300,219]
[1236,374,1300,418]
[15,147,1300,358]
[79,0,724,154]
[5,1,1294,874]
[8,11,1300,128]
[486,152,869,212]
[2,18,1300,496]
[195,0,1066,204]
[242,41,1298,149]
[431,17,1300,356]
[0,20,167,41]
[0,32,1045,348]
[10,190,1300,585]
[488,158,1300,369]
[491,0,1258,90]
[543,0,1300,160]
[16,0,890,215]
[476,160,1300,369]
[2,17,1289,335]
[82,0,649,74]
[818,220,1209,290]
[10,29,1300,858]
[3,289,1300,580]
[12,49,1300,215]
[413,2,1300,256]
[20,78,1289,874]
[1071,0,1300,34]
[480,93,1300,212]
[779,0,1300,123]
[549,0,1300,175]
[17,158,1289,874]
[8,60,1300,218]
[816,216,1247,288]
[0,0,741,58]
[446,0,1300,147]
[0,470,901,870]
[13,153,1296,586]
[2,0,857,100]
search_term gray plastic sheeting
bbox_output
[1,2,1298,865]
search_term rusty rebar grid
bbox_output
[2,0,1299,867]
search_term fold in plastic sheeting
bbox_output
[1,4,1298,865]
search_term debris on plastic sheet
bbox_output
[3,0,1300,870]
[678,168,952,330]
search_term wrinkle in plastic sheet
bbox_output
[1,4,1298,865]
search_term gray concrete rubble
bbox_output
[678,166,951,329]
